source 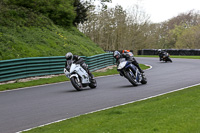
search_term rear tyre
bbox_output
[70,77,82,91]
[89,79,97,88]
[169,58,172,62]
[141,75,147,84]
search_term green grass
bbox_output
[23,84,200,133]
[0,4,104,60]
[136,55,200,59]
[0,64,149,91]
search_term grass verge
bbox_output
[23,84,200,133]
[0,64,149,91]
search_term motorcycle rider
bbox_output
[113,50,144,74]
[122,50,133,56]
[65,52,94,79]
[158,49,165,61]
[158,49,170,61]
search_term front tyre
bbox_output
[125,71,138,86]
[70,77,82,91]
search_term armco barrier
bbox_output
[0,53,115,82]
[86,53,115,71]
[138,49,200,55]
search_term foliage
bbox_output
[0,25,104,60]
[79,6,200,51]
[78,4,150,54]
[73,0,113,27]
[175,25,200,49]
[0,3,104,60]
[3,0,76,27]
[146,10,200,49]
[0,4,53,27]
[73,0,88,27]
[167,24,186,48]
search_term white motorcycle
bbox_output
[64,60,97,91]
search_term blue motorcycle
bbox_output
[117,58,147,86]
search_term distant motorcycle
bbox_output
[160,52,172,62]
[117,58,147,86]
[64,60,97,91]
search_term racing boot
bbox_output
[135,64,144,74]
[88,71,94,79]
[87,70,94,82]
[139,68,144,74]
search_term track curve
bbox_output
[0,57,200,133]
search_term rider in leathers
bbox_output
[158,49,165,61]
[114,51,144,74]
[123,50,144,73]
[65,52,94,79]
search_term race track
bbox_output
[0,57,200,133]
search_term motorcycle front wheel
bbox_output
[125,70,138,86]
[70,77,83,91]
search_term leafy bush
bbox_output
[3,0,76,27]
[0,4,53,27]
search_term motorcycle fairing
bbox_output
[125,62,141,82]
[70,64,90,84]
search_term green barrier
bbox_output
[0,53,115,82]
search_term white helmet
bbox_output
[113,51,120,59]
[65,52,73,60]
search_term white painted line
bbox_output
[144,64,153,71]
[17,82,200,133]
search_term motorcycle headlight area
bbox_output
[118,62,126,69]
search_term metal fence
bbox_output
[138,49,200,55]
[0,53,115,82]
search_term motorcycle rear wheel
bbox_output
[168,58,172,62]
[70,77,83,91]
[89,79,97,88]
[141,75,147,84]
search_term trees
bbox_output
[145,10,200,50]
[73,0,89,27]
[78,4,150,52]
[4,0,200,51]
[176,25,200,49]
[79,6,200,51]
[167,10,200,49]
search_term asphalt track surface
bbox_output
[0,57,200,133]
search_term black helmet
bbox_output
[123,50,128,53]
[65,52,73,60]
[113,51,120,59]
